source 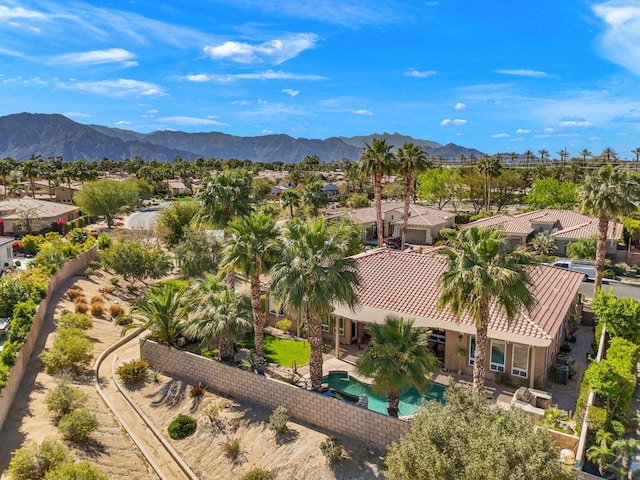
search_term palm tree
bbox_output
[477,156,501,210]
[587,429,615,477]
[223,211,281,370]
[538,149,549,164]
[632,147,640,171]
[279,189,300,218]
[356,316,437,417]
[580,148,593,165]
[183,275,252,361]
[523,150,535,167]
[270,217,359,390]
[530,231,556,256]
[21,157,41,198]
[557,149,569,163]
[0,158,13,198]
[301,180,328,216]
[359,138,395,246]
[396,143,430,250]
[579,165,639,294]
[601,147,617,163]
[611,438,639,478]
[196,169,253,229]
[437,227,536,392]
[122,284,185,346]
[508,152,518,164]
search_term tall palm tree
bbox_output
[195,169,253,229]
[21,157,41,198]
[359,138,395,246]
[270,217,359,390]
[279,188,300,218]
[356,316,437,417]
[632,147,640,171]
[508,152,518,164]
[437,227,536,392]
[477,156,501,211]
[579,165,639,295]
[223,211,281,370]
[183,275,252,360]
[396,143,430,250]
[538,149,549,164]
[557,149,569,163]
[122,284,185,346]
[0,158,13,198]
[523,150,534,167]
[580,148,593,165]
[601,147,617,163]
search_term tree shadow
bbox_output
[75,437,107,458]
[275,428,300,446]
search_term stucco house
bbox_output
[268,248,584,387]
[330,201,454,245]
[0,198,80,236]
[463,209,623,255]
[0,236,13,268]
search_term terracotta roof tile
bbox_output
[461,215,533,235]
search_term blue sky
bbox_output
[2,0,640,158]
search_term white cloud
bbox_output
[114,120,131,125]
[352,109,373,115]
[558,119,593,127]
[543,127,556,132]
[0,6,45,20]
[282,88,299,97]
[60,78,166,97]
[185,74,210,82]
[231,100,251,105]
[203,33,318,65]
[491,133,509,138]
[515,128,531,134]
[454,102,466,110]
[258,98,268,104]
[158,116,226,126]
[494,69,549,77]
[51,48,137,66]
[404,69,437,78]
[147,109,158,114]
[535,134,552,138]
[614,109,640,122]
[592,2,640,75]
[185,70,327,82]
[440,118,467,126]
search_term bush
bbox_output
[6,299,38,344]
[66,288,83,301]
[96,233,111,250]
[204,403,221,424]
[190,382,206,397]
[276,318,292,334]
[43,461,108,480]
[220,436,241,459]
[268,406,289,435]
[109,303,125,318]
[90,301,104,317]
[116,358,150,384]
[84,267,95,278]
[40,328,93,374]
[8,438,71,480]
[109,276,120,286]
[320,436,343,464]
[89,295,102,305]
[57,312,93,330]
[45,380,88,420]
[58,409,98,444]
[168,414,197,439]
[242,467,275,480]
[115,315,133,326]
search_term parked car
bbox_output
[0,317,10,336]
[384,237,401,249]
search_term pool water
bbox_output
[322,371,446,416]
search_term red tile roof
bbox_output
[514,209,623,242]
[461,214,533,235]
[335,248,584,346]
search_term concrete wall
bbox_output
[0,246,98,431]
[548,429,580,453]
[141,340,410,451]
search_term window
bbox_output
[469,336,475,366]
[321,317,344,335]
[268,296,284,317]
[490,340,506,372]
[511,344,529,378]
[428,329,446,344]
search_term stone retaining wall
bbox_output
[548,429,580,453]
[0,246,98,430]
[141,340,410,451]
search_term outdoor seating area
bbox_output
[511,386,553,421]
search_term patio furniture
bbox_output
[511,386,552,421]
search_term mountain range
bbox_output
[0,112,485,163]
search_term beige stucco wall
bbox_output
[141,340,410,451]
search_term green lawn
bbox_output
[238,333,310,367]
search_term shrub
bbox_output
[115,315,133,326]
[109,303,125,318]
[220,436,241,459]
[58,409,98,444]
[90,301,104,317]
[320,436,343,464]
[190,382,206,397]
[90,295,103,305]
[268,406,289,435]
[43,461,108,480]
[88,260,101,269]
[96,233,112,250]
[40,328,93,374]
[45,380,88,420]
[242,467,275,480]
[116,358,149,384]
[168,414,197,439]
[84,267,95,278]
[66,288,83,301]
[109,276,120,286]
[8,438,71,480]
[204,403,221,424]
[6,299,38,344]
[74,302,89,314]
[57,312,93,330]
[276,318,292,334]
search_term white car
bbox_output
[0,317,10,336]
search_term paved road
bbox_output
[126,202,170,230]
[578,280,640,300]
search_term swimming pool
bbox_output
[322,370,446,416]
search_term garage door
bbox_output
[406,229,426,245]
